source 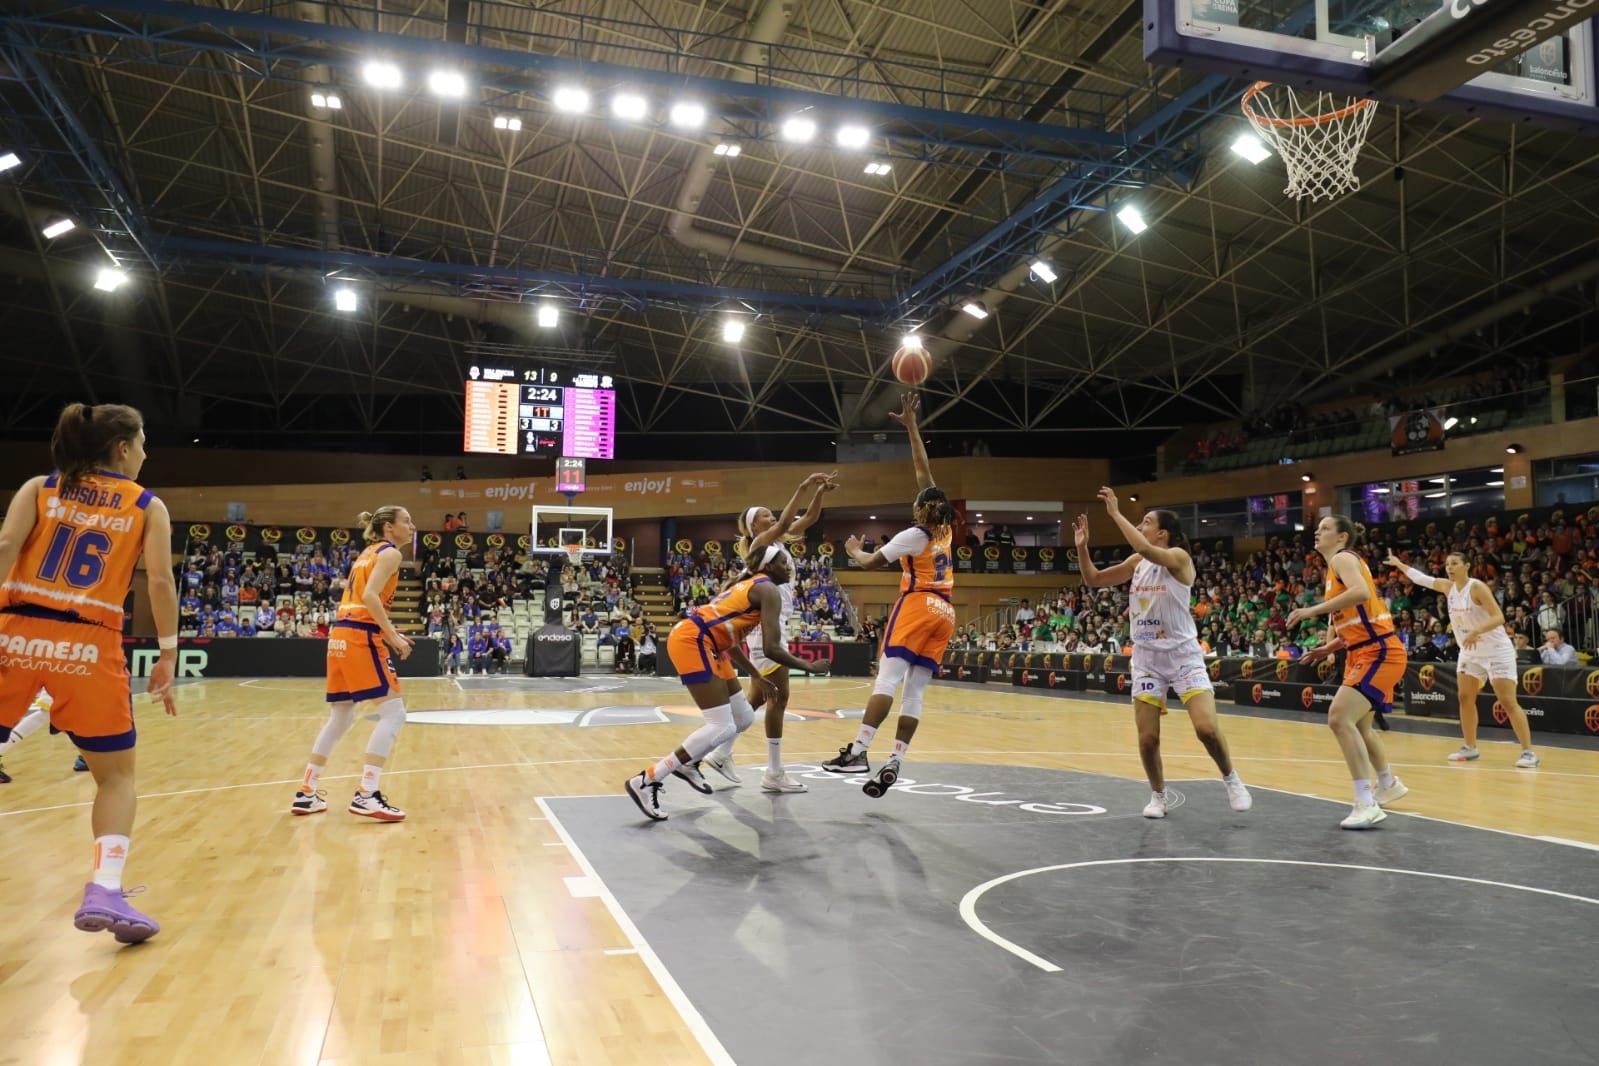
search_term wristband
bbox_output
[1401,565,1431,586]
[158,636,179,651]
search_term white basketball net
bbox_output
[563,544,584,568]
[1242,82,1378,202]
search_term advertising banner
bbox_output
[122,636,441,679]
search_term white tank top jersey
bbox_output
[1448,578,1512,653]
[1129,558,1198,650]
[745,545,795,641]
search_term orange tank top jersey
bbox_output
[0,470,152,630]
[336,541,400,625]
[688,575,770,654]
[883,525,954,596]
[1325,549,1396,646]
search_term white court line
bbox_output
[1538,836,1599,852]
[603,947,639,956]
[960,857,1599,974]
[535,796,736,1066]
[562,875,600,898]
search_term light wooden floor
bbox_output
[1,674,1595,1066]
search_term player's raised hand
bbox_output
[1097,486,1119,513]
[844,534,864,556]
[888,392,921,427]
[1072,514,1091,549]
[1383,552,1406,570]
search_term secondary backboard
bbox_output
[529,504,614,558]
[1145,0,1597,131]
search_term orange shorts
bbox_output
[326,620,400,703]
[882,591,957,671]
[1342,635,1406,714]
[0,607,135,750]
[667,620,735,685]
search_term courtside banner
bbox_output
[655,640,872,678]
[122,636,441,679]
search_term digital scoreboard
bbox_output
[462,364,615,459]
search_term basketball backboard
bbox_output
[529,505,615,558]
[1145,0,1597,131]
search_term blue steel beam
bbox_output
[153,237,894,318]
[5,0,1131,151]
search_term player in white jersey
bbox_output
[1077,487,1251,818]
[696,472,835,792]
[1385,551,1538,767]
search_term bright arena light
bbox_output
[552,86,590,113]
[779,115,817,143]
[1116,205,1148,234]
[41,218,75,239]
[537,303,559,328]
[1230,133,1271,164]
[0,152,20,173]
[94,267,129,292]
[713,143,742,157]
[668,102,707,128]
[863,161,892,175]
[334,288,358,312]
[1029,260,1058,283]
[960,300,989,320]
[427,70,468,98]
[362,61,403,90]
[493,115,523,131]
[835,123,870,149]
[611,93,648,121]
[721,318,746,343]
[900,333,924,351]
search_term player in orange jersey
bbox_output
[0,403,179,942]
[821,393,958,798]
[290,506,416,822]
[626,547,829,821]
[1291,514,1409,829]
[697,471,835,793]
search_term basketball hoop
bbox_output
[562,543,584,569]
[1241,81,1378,202]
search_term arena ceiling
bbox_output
[0,0,1595,463]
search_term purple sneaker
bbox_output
[74,883,159,943]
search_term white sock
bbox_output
[891,739,908,762]
[360,764,381,793]
[300,762,324,794]
[1376,768,1397,789]
[0,707,50,755]
[850,724,878,756]
[1353,779,1375,806]
[92,834,131,891]
[766,737,784,774]
[649,753,682,782]
[1223,770,1241,784]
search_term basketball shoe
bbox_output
[290,790,328,815]
[625,772,666,821]
[821,744,870,774]
[862,758,900,799]
[349,790,405,821]
[74,883,159,943]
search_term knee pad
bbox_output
[898,665,934,721]
[365,698,406,758]
[872,656,910,699]
[683,702,736,761]
[729,691,755,734]
[311,702,358,758]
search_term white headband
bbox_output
[755,543,783,570]
[742,506,764,536]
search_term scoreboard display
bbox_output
[463,364,615,459]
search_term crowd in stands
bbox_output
[952,509,1597,663]
[1188,361,1548,463]
[177,538,359,638]
[668,550,855,640]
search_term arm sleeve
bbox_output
[878,527,931,563]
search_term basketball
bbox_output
[891,343,932,385]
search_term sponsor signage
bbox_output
[121,636,441,679]
[655,640,873,678]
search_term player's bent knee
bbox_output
[367,698,406,758]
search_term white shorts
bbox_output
[1131,644,1213,709]
[746,626,786,676]
[1457,644,1517,683]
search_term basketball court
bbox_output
[0,674,1594,1065]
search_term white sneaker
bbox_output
[348,789,405,822]
[1515,750,1540,768]
[1447,746,1480,762]
[1375,778,1409,806]
[625,772,667,821]
[290,789,327,815]
[1224,777,1252,812]
[1142,791,1167,819]
[760,771,809,793]
[701,751,742,785]
[672,763,714,795]
[1339,804,1387,830]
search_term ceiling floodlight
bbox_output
[94,267,129,292]
[779,115,817,142]
[835,123,870,149]
[900,333,924,351]
[863,161,892,175]
[427,70,468,98]
[324,94,342,110]
[669,102,707,129]
[960,300,989,320]
[722,318,746,343]
[1029,260,1058,283]
[611,92,648,121]
[537,303,559,328]
[0,152,20,173]
[552,86,590,113]
[334,288,358,312]
[493,115,523,131]
[1116,205,1148,234]
[713,143,742,157]
[362,61,403,89]
[41,218,75,239]
[1230,133,1271,164]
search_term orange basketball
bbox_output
[891,344,932,385]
